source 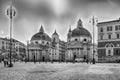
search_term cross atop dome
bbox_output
[39,25,44,33]
[77,19,83,28]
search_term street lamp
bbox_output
[26,40,29,62]
[6,0,16,67]
[89,16,98,64]
[86,42,89,64]
[39,50,41,63]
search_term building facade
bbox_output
[52,30,66,61]
[27,25,66,62]
[0,38,26,60]
[97,19,120,62]
[66,19,98,62]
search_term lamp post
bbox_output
[86,42,89,64]
[0,53,2,63]
[26,40,29,62]
[89,16,98,64]
[6,0,16,67]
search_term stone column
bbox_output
[70,49,72,61]
[36,49,37,61]
[39,50,41,61]
[35,49,36,61]
[79,48,80,58]
[76,48,77,58]
[69,49,70,61]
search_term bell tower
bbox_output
[52,30,59,43]
[67,27,72,42]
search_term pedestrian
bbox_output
[3,58,7,67]
[6,59,8,66]
[0,58,1,63]
[86,59,88,64]
[89,60,92,64]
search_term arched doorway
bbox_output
[105,43,114,56]
[34,55,35,62]
[42,56,45,61]
[73,55,76,60]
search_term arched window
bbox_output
[110,45,113,47]
[105,43,114,47]
[109,43,114,47]
[105,44,109,47]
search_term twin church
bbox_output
[26,19,98,62]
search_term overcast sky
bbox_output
[0,0,120,44]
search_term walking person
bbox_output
[6,59,8,67]
[3,58,7,67]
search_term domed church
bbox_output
[27,25,52,61]
[66,19,97,61]
[26,25,66,62]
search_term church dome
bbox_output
[71,19,92,38]
[71,27,91,38]
[31,25,51,41]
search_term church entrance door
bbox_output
[42,56,45,61]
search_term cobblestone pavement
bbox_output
[0,62,120,80]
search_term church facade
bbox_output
[26,25,66,62]
[65,19,98,62]
[26,19,98,62]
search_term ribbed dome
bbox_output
[31,25,51,41]
[69,19,92,38]
[71,27,92,38]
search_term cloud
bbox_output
[109,0,120,5]
[0,0,120,43]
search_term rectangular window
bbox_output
[115,25,118,30]
[100,35,103,40]
[119,25,120,30]
[115,25,120,31]
[98,49,106,57]
[2,46,4,49]
[100,27,103,32]
[108,50,111,56]
[110,26,112,31]
[2,41,4,44]
[108,34,111,39]
[117,34,120,38]
[107,26,112,31]
[114,49,120,56]
[107,27,109,31]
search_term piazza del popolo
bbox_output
[26,19,98,62]
[26,25,66,62]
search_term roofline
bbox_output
[97,19,120,26]
[0,37,26,46]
